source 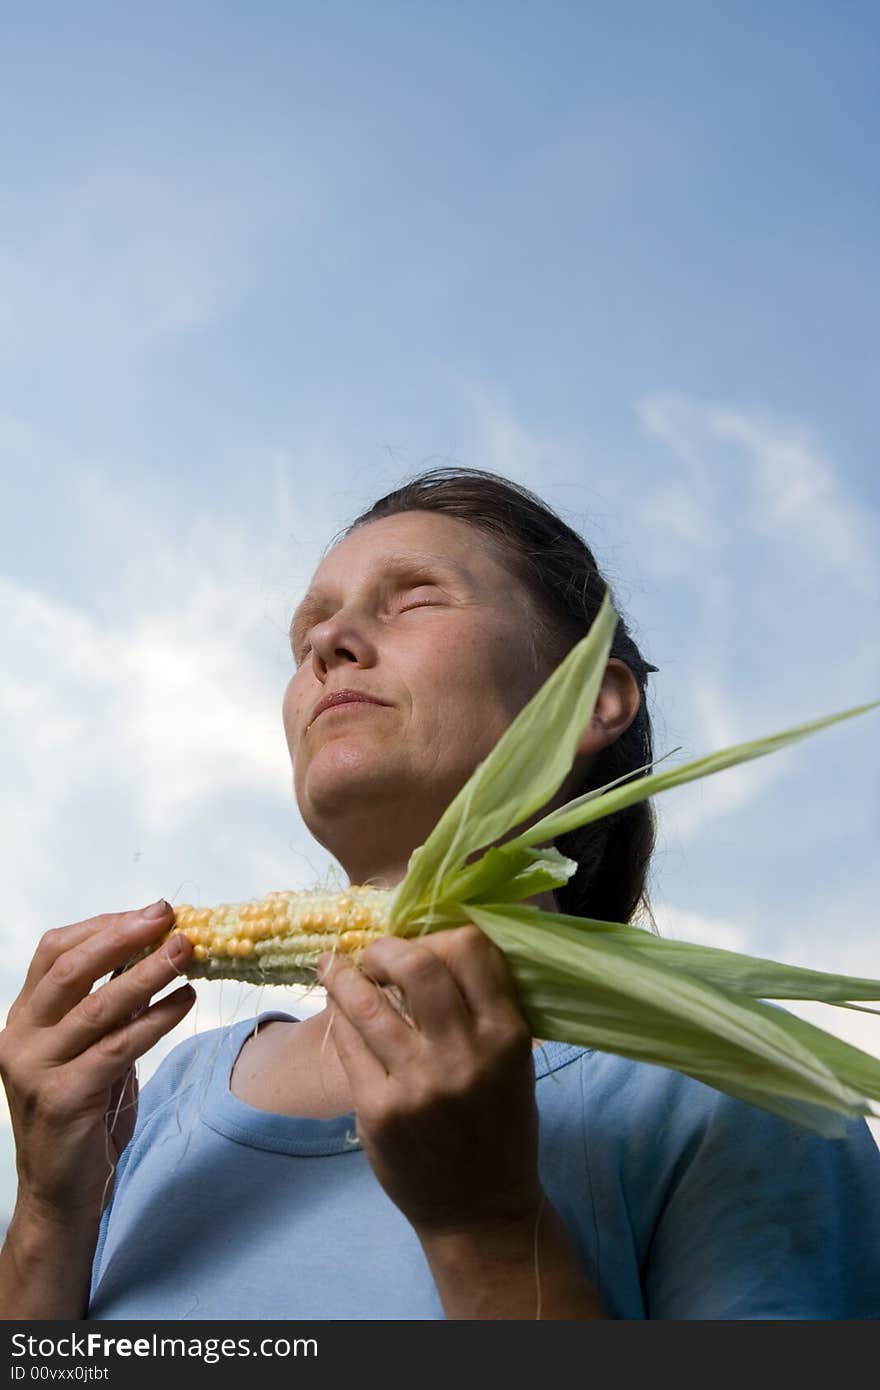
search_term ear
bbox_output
[574,658,641,761]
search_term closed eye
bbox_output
[399,593,443,611]
[398,583,446,607]
[293,585,446,662]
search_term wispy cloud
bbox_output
[630,392,880,842]
[706,405,877,597]
[0,150,310,367]
[652,902,753,953]
[636,393,879,601]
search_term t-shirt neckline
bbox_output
[198,1010,585,1157]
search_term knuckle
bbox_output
[450,923,485,953]
[47,950,81,991]
[458,922,485,948]
[35,927,65,963]
[480,1021,532,1078]
[434,923,489,967]
[78,988,109,1029]
[106,924,133,957]
[348,987,388,1030]
[35,1072,72,1121]
[395,946,439,989]
[95,1028,131,1067]
[498,1019,532,1062]
[0,1037,39,1097]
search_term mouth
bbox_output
[308,691,388,728]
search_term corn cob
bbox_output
[138,887,396,985]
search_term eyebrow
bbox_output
[288,552,473,654]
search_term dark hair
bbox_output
[340,466,659,928]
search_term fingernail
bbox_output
[317,952,332,980]
[164,933,189,962]
[143,899,170,919]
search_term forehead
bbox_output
[310,510,510,591]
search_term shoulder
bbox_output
[545,1050,880,1317]
[539,1044,880,1190]
[537,1043,727,1146]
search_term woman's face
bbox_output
[281,510,551,884]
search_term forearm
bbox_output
[417,1197,607,1320]
[0,1196,99,1320]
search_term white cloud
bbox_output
[635,480,721,556]
[445,377,578,488]
[705,405,878,598]
[655,675,791,843]
[628,392,880,842]
[0,570,286,835]
[651,901,752,953]
[636,393,879,601]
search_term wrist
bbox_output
[12,1188,103,1240]
[415,1195,607,1320]
[415,1196,548,1270]
[1,1197,100,1320]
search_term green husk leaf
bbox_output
[509,700,880,850]
[466,903,880,1136]
[434,844,578,910]
[488,903,880,1003]
[388,589,617,930]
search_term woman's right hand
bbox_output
[0,900,194,1229]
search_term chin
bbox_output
[297,743,401,819]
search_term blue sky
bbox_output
[1,2,878,1220]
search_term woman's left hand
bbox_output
[317,925,542,1239]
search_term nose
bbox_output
[308,606,376,672]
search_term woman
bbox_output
[1,468,878,1320]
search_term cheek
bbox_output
[282,675,309,747]
[476,639,543,734]
[429,631,529,752]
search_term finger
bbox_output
[324,1002,389,1096]
[62,983,197,1098]
[28,903,179,1027]
[318,952,422,1074]
[47,933,193,1063]
[358,936,473,1041]
[14,903,172,1011]
[414,925,524,1023]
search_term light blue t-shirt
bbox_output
[88,1011,880,1320]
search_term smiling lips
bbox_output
[309,689,388,725]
